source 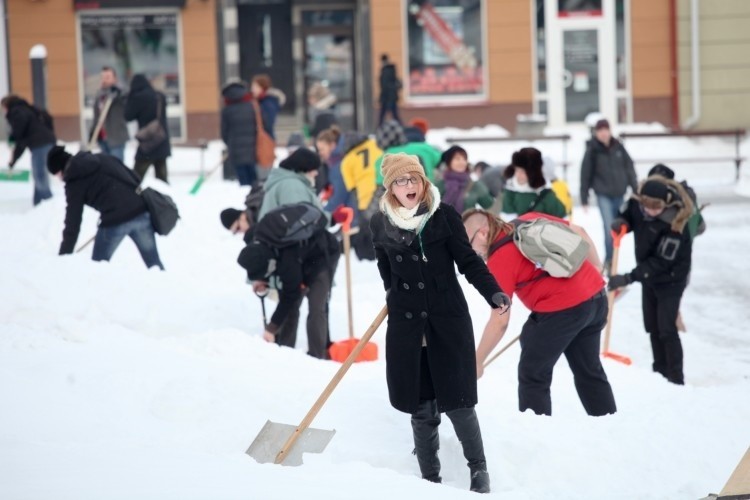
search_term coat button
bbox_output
[420,311,428,319]
[411,255,419,261]
[417,282,425,289]
[395,255,403,262]
[403,283,410,290]
[405,312,413,319]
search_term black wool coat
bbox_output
[124,75,171,161]
[221,82,257,168]
[371,203,502,414]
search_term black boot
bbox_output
[446,407,490,494]
[411,399,441,483]
[663,338,684,385]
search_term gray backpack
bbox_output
[489,218,589,286]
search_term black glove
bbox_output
[607,273,633,291]
[492,291,511,309]
[611,219,629,233]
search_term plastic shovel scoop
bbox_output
[0,168,30,182]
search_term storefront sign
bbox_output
[405,0,485,101]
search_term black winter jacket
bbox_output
[237,231,340,332]
[379,63,400,104]
[221,82,257,168]
[580,138,637,205]
[371,202,503,414]
[59,152,147,254]
[4,97,56,166]
[124,75,171,161]
[615,191,693,288]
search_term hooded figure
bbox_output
[124,74,171,182]
[221,81,258,186]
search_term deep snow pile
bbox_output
[1,137,750,499]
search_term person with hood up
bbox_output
[1,94,55,205]
[435,145,494,213]
[370,152,511,493]
[374,119,441,185]
[608,177,695,385]
[501,147,567,218]
[124,74,171,183]
[46,145,163,269]
[221,80,258,186]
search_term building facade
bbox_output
[2,0,749,143]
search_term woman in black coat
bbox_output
[124,74,171,183]
[370,153,510,494]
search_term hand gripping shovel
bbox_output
[329,207,378,363]
[247,305,388,466]
[602,226,633,365]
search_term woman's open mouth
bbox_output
[406,193,417,200]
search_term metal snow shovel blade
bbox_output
[246,305,388,466]
[0,168,30,182]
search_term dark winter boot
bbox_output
[649,332,667,378]
[663,338,684,385]
[446,407,490,494]
[411,399,441,483]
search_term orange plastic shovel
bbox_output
[602,226,633,365]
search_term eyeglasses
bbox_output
[392,176,422,187]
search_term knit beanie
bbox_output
[220,208,243,230]
[279,147,320,173]
[511,147,545,189]
[47,145,72,175]
[380,153,424,187]
[648,163,675,180]
[639,179,672,209]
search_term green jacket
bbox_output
[375,142,441,185]
[258,168,329,222]
[435,178,495,211]
[502,180,567,218]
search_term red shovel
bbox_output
[602,226,632,365]
[329,207,378,363]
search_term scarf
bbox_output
[442,170,471,212]
[381,184,441,231]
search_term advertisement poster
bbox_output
[406,0,485,101]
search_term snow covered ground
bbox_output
[1,131,749,499]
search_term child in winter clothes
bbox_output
[501,147,567,218]
[608,177,694,385]
[435,145,494,213]
[370,153,511,493]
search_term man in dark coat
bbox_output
[88,66,129,163]
[608,177,694,385]
[1,94,55,205]
[378,53,401,126]
[124,74,171,183]
[221,81,257,186]
[46,145,164,270]
[580,118,638,271]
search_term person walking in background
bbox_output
[462,209,616,417]
[221,80,258,187]
[125,74,171,183]
[88,66,128,163]
[501,147,567,218]
[46,145,163,270]
[435,145,494,213]
[378,54,401,126]
[371,153,510,493]
[250,74,285,141]
[580,118,637,271]
[1,94,55,205]
[608,178,695,385]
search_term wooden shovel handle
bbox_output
[483,334,520,369]
[274,304,388,465]
[602,226,627,354]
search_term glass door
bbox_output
[563,29,600,122]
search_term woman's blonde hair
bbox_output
[382,170,435,211]
[461,208,515,245]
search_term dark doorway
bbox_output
[238,1,295,113]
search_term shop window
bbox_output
[405,0,486,102]
[558,0,603,17]
[79,12,184,139]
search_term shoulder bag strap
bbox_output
[528,188,551,213]
[251,99,266,133]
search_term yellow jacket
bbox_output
[341,138,383,210]
[551,179,573,217]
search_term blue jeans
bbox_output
[30,143,54,205]
[234,163,257,186]
[98,140,125,163]
[92,212,164,270]
[596,194,624,263]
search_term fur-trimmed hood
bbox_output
[633,175,694,233]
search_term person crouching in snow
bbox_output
[608,178,694,385]
[370,153,511,493]
[47,145,164,269]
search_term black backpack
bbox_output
[253,202,328,249]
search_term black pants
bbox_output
[642,283,685,384]
[134,158,168,183]
[518,291,616,416]
[378,100,401,127]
